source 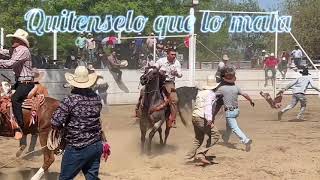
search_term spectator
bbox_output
[244,44,253,64]
[291,45,303,69]
[215,54,230,83]
[258,50,266,68]
[74,33,87,59]
[64,49,77,69]
[86,33,96,64]
[278,50,290,79]
[146,32,156,54]
[107,49,122,81]
[263,53,278,87]
[134,33,144,56]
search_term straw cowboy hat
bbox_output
[6,29,30,47]
[65,66,98,88]
[200,75,220,90]
[222,54,229,61]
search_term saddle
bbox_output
[0,84,47,134]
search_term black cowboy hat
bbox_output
[299,67,311,75]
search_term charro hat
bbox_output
[65,66,98,88]
[6,29,30,47]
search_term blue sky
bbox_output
[258,0,282,10]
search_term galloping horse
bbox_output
[139,67,171,153]
[0,89,60,180]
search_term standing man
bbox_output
[215,54,230,83]
[291,45,303,69]
[51,66,106,180]
[0,29,34,140]
[107,49,122,81]
[215,72,254,152]
[278,67,320,120]
[75,32,87,59]
[278,50,290,79]
[186,75,220,165]
[86,33,96,64]
[155,48,182,128]
[263,53,278,87]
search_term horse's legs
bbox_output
[158,127,164,145]
[164,121,171,145]
[31,130,55,180]
[148,121,163,154]
[140,121,147,154]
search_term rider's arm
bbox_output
[0,48,28,68]
[51,97,72,129]
[175,61,182,78]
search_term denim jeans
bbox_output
[59,141,103,180]
[224,109,250,144]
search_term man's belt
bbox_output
[18,80,34,84]
[225,106,238,111]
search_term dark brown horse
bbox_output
[0,96,59,180]
[139,67,168,154]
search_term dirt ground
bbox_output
[0,96,320,180]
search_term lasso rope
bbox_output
[47,129,62,151]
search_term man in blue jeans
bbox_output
[215,71,255,152]
[51,66,106,180]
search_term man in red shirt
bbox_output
[263,53,279,87]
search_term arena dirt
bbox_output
[0,96,320,180]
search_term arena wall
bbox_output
[1,69,319,104]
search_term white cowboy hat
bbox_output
[6,29,30,47]
[262,50,266,53]
[222,54,229,61]
[201,75,219,90]
[270,53,275,57]
[120,60,128,67]
[88,33,93,36]
[265,54,269,58]
[65,66,98,88]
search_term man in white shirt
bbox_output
[291,45,303,69]
[186,75,220,165]
[155,48,182,128]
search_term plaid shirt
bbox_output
[0,45,33,81]
[51,88,103,148]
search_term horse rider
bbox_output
[0,29,34,140]
[135,48,182,127]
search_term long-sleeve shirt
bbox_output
[283,75,320,94]
[51,88,103,148]
[75,37,87,49]
[155,57,182,82]
[0,45,33,81]
[86,38,96,50]
[192,90,217,122]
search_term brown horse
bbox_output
[0,96,60,180]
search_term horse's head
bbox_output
[140,66,159,86]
